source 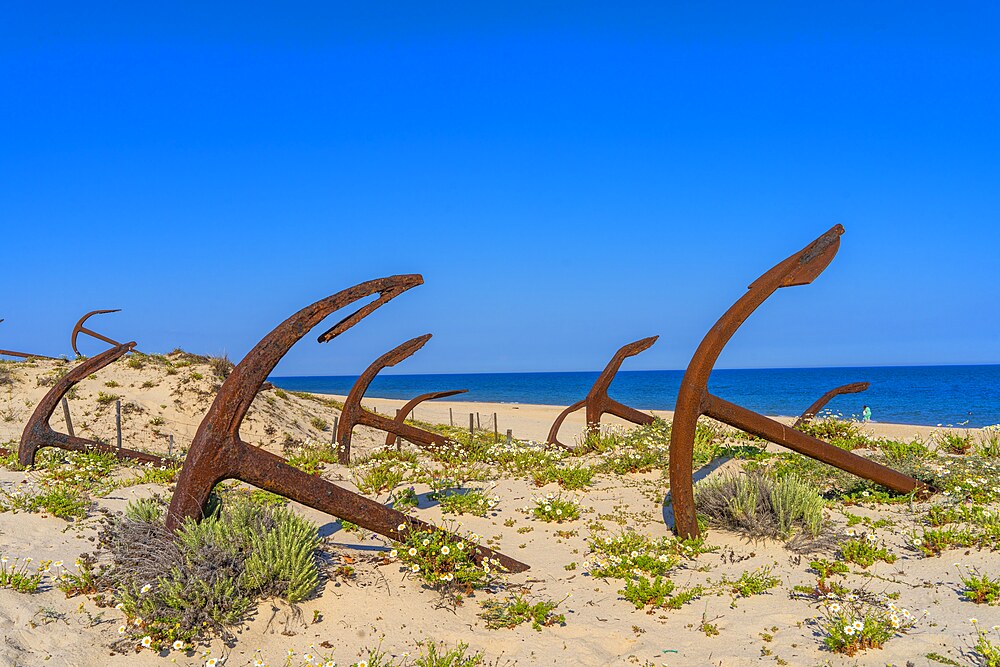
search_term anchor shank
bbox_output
[703,393,921,495]
[233,442,529,573]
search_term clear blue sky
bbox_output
[2,3,997,376]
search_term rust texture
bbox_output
[0,319,55,360]
[165,276,528,573]
[668,226,923,539]
[546,336,658,449]
[19,342,168,467]
[792,381,871,428]
[71,309,134,356]
[336,335,457,463]
[383,389,469,448]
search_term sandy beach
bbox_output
[1,356,998,667]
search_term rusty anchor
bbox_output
[71,309,133,356]
[546,336,658,449]
[792,381,871,428]
[336,334,459,464]
[164,275,529,573]
[19,342,168,467]
[667,226,924,539]
[383,389,469,448]
[0,319,56,360]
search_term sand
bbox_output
[1,357,997,667]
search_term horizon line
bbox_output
[271,361,1000,378]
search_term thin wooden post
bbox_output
[61,398,75,438]
[333,416,339,445]
[115,399,122,449]
[449,407,453,426]
[168,434,174,457]
[506,429,512,446]
[395,410,401,449]
[469,413,475,441]
[493,413,498,443]
[476,412,481,430]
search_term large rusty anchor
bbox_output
[71,309,133,356]
[0,319,55,360]
[546,336,658,449]
[793,381,870,428]
[383,389,469,448]
[19,342,168,467]
[668,226,924,539]
[336,335,458,464]
[165,276,528,573]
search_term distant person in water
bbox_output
[862,405,872,423]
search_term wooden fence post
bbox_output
[61,398,75,438]
[115,399,122,449]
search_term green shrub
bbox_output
[694,469,824,539]
[99,493,321,646]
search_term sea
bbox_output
[270,365,1000,429]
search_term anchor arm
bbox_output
[793,382,870,428]
[383,389,469,447]
[335,334,432,463]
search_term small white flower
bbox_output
[408,547,417,556]
[440,546,450,556]
[140,636,152,648]
[140,583,152,594]
[173,640,185,651]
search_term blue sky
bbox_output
[1,3,997,375]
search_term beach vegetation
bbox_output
[531,462,595,489]
[959,567,1000,605]
[795,416,872,450]
[694,469,824,539]
[620,575,703,610]
[309,416,329,430]
[838,533,897,568]
[979,426,1000,458]
[527,491,580,522]
[724,566,781,599]
[391,523,506,599]
[974,621,1000,667]
[0,553,48,593]
[96,492,321,647]
[585,530,709,580]
[96,391,119,405]
[479,593,566,630]
[937,430,974,454]
[433,489,499,517]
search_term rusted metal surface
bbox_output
[336,335,458,463]
[546,337,658,449]
[19,342,168,467]
[793,382,871,428]
[0,319,56,360]
[668,226,924,539]
[383,389,469,448]
[165,276,528,573]
[71,309,131,356]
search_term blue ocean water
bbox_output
[271,365,1000,428]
